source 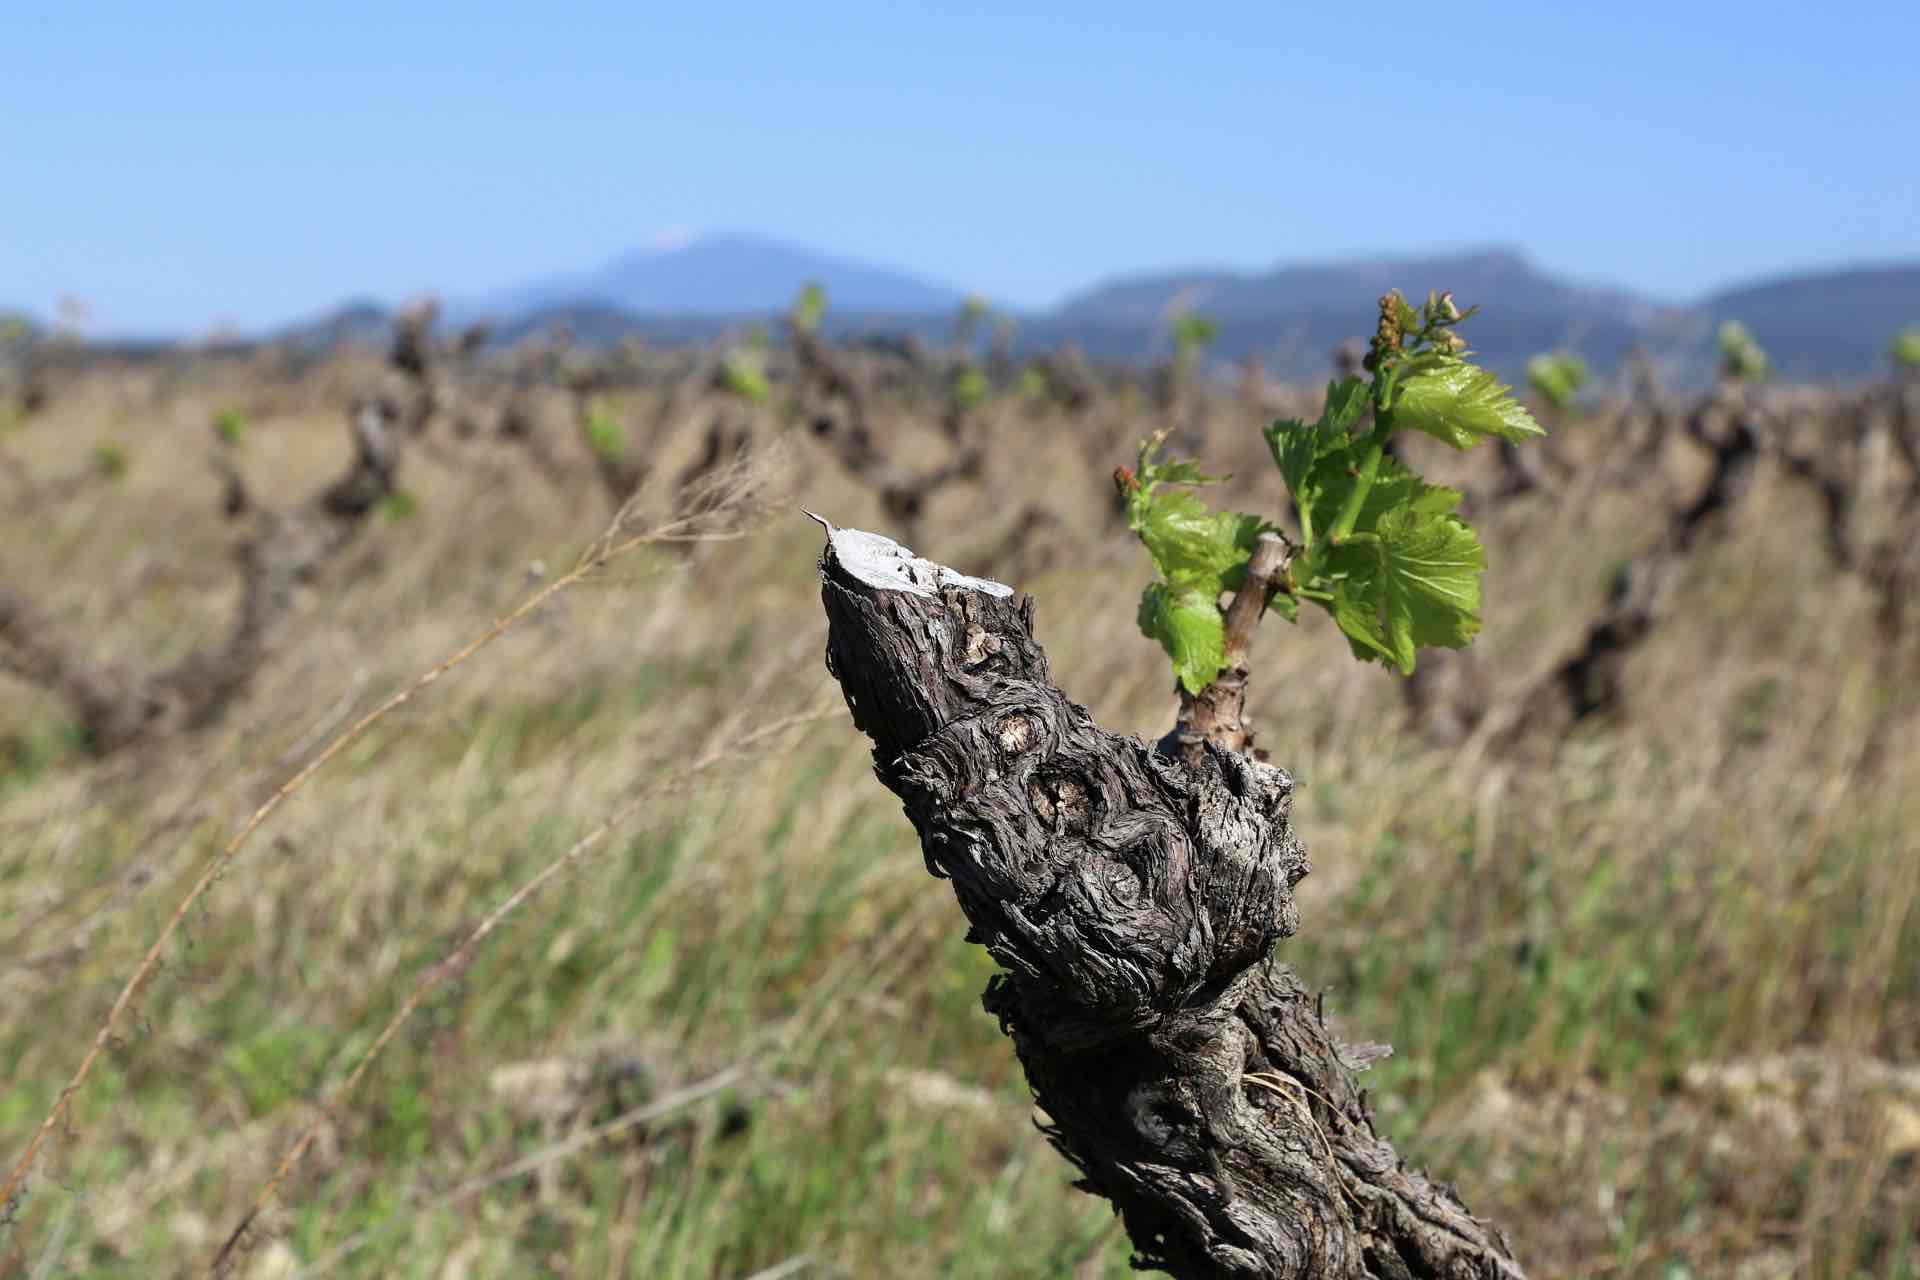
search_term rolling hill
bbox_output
[467,231,966,320]
[269,237,1919,384]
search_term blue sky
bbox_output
[3,1,1915,335]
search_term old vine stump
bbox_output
[818,523,1523,1279]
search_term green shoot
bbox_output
[91,442,129,479]
[214,407,249,447]
[378,489,421,522]
[583,407,629,461]
[1117,444,1268,693]
[1717,321,1770,382]
[1016,366,1049,404]
[1122,290,1545,689]
[1892,328,1920,371]
[1171,312,1219,369]
[1526,352,1590,411]
[951,366,989,413]
[719,348,772,405]
[791,282,827,336]
[955,295,990,349]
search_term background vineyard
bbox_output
[1,321,1916,1278]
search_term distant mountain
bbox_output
[271,298,394,349]
[1703,264,1920,381]
[1057,246,1650,322]
[469,231,966,320]
[264,237,1920,386]
[1047,247,1676,379]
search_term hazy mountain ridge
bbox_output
[1051,249,1917,380]
[1054,246,1655,322]
[269,239,1919,383]
[1699,264,1920,380]
[463,231,966,321]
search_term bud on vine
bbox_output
[1368,292,1405,373]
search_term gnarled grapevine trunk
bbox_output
[817,524,1522,1279]
[0,401,401,753]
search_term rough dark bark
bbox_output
[1499,382,1763,745]
[0,401,400,753]
[816,524,1522,1279]
[791,323,982,534]
[1600,354,1671,490]
[1852,376,1920,774]
[1770,387,1883,574]
[1159,532,1291,771]
[1866,380,1920,645]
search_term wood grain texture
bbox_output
[818,526,1523,1278]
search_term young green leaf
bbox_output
[1717,321,1769,382]
[1890,328,1920,370]
[584,409,629,460]
[1171,312,1219,356]
[1127,486,1265,596]
[951,366,989,412]
[1526,352,1589,411]
[1394,359,1546,449]
[378,489,421,522]
[91,442,129,479]
[1298,453,1425,561]
[791,282,827,335]
[1137,582,1229,695]
[1125,439,1267,596]
[1264,376,1370,502]
[1017,366,1049,403]
[214,407,249,446]
[719,350,772,404]
[1318,489,1483,674]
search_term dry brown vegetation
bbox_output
[0,319,1916,1278]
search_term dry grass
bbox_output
[0,361,1915,1278]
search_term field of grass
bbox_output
[1,356,1916,1278]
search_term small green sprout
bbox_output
[1016,366,1049,404]
[584,407,630,461]
[91,442,129,479]
[719,349,772,405]
[1891,328,1920,370]
[214,407,249,447]
[791,282,827,336]
[1171,312,1219,366]
[378,489,420,522]
[1717,321,1770,382]
[1526,352,1590,411]
[955,295,991,348]
[1124,290,1546,690]
[951,366,989,413]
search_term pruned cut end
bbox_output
[818,521,1013,599]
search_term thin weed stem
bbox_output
[0,463,781,1235]
[210,704,835,1272]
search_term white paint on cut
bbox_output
[808,513,1013,599]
